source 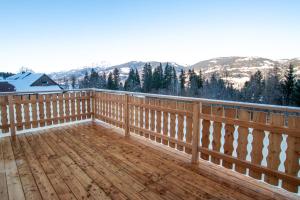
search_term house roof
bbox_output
[0,82,15,92]
[1,72,61,92]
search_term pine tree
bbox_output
[282,64,296,105]
[112,68,120,90]
[124,68,135,91]
[89,68,100,88]
[71,75,76,89]
[263,67,282,105]
[163,63,173,89]
[152,63,163,90]
[142,63,153,92]
[107,72,114,90]
[198,70,203,88]
[79,71,90,88]
[99,72,107,88]
[179,69,186,92]
[135,69,141,88]
[241,70,264,103]
[294,80,300,106]
[171,67,178,94]
[188,69,198,95]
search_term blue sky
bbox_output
[0,0,299,73]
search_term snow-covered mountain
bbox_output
[49,57,300,89]
[50,61,185,84]
[190,57,300,88]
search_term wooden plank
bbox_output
[25,133,78,199]
[45,94,52,126]
[71,92,76,121]
[144,98,150,138]
[211,106,223,164]
[282,116,300,193]
[129,96,134,132]
[10,136,43,200]
[95,93,99,120]
[18,135,60,200]
[30,95,38,128]
[82,92,87,120]
[76,92,81,121]
[51,94,58,124]
[236,109,250,174]
[86,91,91,118]
[199,113,299,138]
[3,137,25,200]
[249,111,266,180]
[265,113,284,186]
[111,94,116,126]
[0,138,9,200]
[64,93,70,122]
[138,97,144,137]
[15,95,23,131]
[47,127,141,199]
[222,108,236,169]
[185,102,193,154]
[35,133,95,200]
[120,95,124,128]
[0,96,9,133]
[191,102,200,164]
[134,97,139,134]
[200,105,211,160]
[176,101,184,151]
[38,95,45,127]
[58,93,64,123]
[150,98,156,141]
[155,99,162,143]
[162,100,169,145]
[169,100,176,147]
[23,95,31,129]
[115,94,120,127]
[8,95,16,135]
[124,94,129,138]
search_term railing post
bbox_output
[92,90,95,122]
[191,101,200,164]
[8,95,16,137]
[124,94,130,138]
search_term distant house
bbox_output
[0,72,62,92]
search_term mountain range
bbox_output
[50,57,300,89]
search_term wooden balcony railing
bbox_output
[0,89,299,194]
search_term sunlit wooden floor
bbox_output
[0,122,297,200]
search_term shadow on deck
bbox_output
[0,122,298,200]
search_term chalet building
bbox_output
[0,72,62,92]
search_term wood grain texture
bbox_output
[249,111,266,180]
[265,113,284,186]
[236,109,250,174]
[201,105,211,160]
[222,108,236,169]
[211,106,222,164]
[0,122,297,200]
[282,116,300,193]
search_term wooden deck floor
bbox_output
[0,122,298,200]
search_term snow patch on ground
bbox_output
[226,77,250,89]
[120,67,130,74]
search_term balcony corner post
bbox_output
[8,95,16,137]
[124,94,130,138]
[191,101,200,164]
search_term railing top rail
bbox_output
[0,88,299,113]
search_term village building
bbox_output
[0,72,62,92]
